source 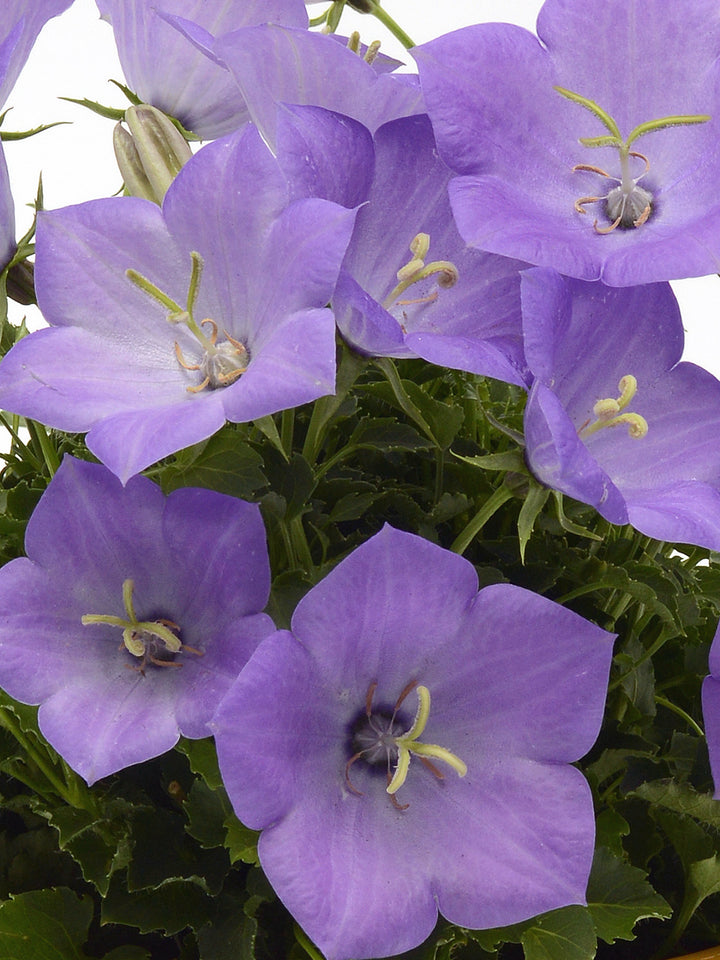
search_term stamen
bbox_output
[579,375,649,440]
[556,85,710,233]
[383,233,459,310]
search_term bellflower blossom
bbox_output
[522,268,720,549]
[328,112,528,384]
[0,456,275,785]
[414,0,720,286]
[95,0,309,139]
[212,525,614,960]
[171,19,423,150]
[0,124,356,482]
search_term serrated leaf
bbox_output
[586,847,671,943]
[184,779,227,848]
[224,812,260,865]
[176,737,223,790]
[0,887,93,959]
[520,906,596,960]
[162,432,266,498]
[197,892,259,960]
[102,875,216,935]
[594,811,630,858]
[633,780,720,829]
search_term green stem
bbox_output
[289,515,314,576]
[0,708,88,809]
[655,695,705,738]
[366,1,415,48]
[281,408,295,458]
[374,357,436,445]
[0,413,42,471]
[26,420,59,476]
[302,344,366,466]
[451,484,514,555]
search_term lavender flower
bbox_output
[414,0,720,285]
[95,0,308,139]
[329,111,528,383]
[0,456,275,785]
[205,22,423,150]
[522,268,720,548]
[212,525,614,960]
[0,124,356,482]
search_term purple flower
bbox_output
[212,525,614,960]
[95,0,308,139]
[0,124,356,482]
[414,0,720,285]
[329,111,528,383]
[206,23,423,150]
[0,456,275,785]
[522,268,720,549]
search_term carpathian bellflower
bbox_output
[212,525,614,960]
[522,268,720,549]
[414,0,720,285]
[95,0,309,139]
[0,456,275,785]
[0,124,356,482]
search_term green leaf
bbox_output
[224,811,260,865]
[633,780,720,829]
[161,431,266,498]
[586,847,671,943]
[176,737,223,790]
[520,906,597,960]
[102,875,215,936]
[197,891,259,960]
[0,887,93,959]
[47,801,133,895]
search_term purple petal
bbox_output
[275,104,375,208]
[0,457,274,783]
[0,2,74,106]
[96,0,308,138]
[214,24,423,149]
[524,381,629,524]
[414,6,720,283]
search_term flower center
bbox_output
[345,679,467,810]
[126,251,249,393]
[382,233,459,333]
[578,374,648,440]
[555,85,710,234]
[81,578,203,675]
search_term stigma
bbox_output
[127,251,249,393]
[346,679,466,810]
[555,85,710,234]
[82,578,203,675]
[578,374,648,440]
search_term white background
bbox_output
[4,0,719,374]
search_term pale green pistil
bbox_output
[346,680,466,810]
[556,85,710,233]
[82,578,201,674]
[127,251,249,392]
[579,374,648,440]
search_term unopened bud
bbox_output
[347,0,374,12]
[6,259,35,305]
[114,104,192,204]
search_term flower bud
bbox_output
[114,104,192,204]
